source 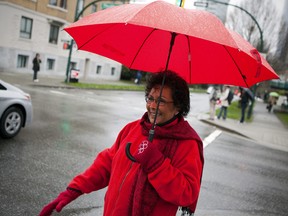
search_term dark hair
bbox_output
[145,71,190,117]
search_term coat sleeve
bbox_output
[68,123,134,193]
[148,139,203,207]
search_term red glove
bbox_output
[39,188,82,216]
[132,140,165,173]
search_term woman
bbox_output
[32,53,41,82]
[208,85,219,120]
[217,85,230,120]
[39,71,204,216]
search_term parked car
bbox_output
[0,80,33,138]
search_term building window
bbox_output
[20,16,33,39]
[47,58,55,70]
[91,3,97,13]
[96,65,102,74]
[49,0,57,6]
[60,0,67,9]
[111,67,115,76]
[49,24,59,44]
[17,55,28,68]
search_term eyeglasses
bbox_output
[145,96,174,106]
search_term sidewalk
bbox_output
[1,71,287,152]
[0,71,131,88]
[198,101,288,152]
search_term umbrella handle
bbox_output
[148,129,154,142]
[126,129,154,162]
[125,142,137,162]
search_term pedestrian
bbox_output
[208,85,219,120]
[263,90,269,103]
[39,71,204,216]
[239,87,252,123]
[32,53,41,82]
[217,85,230,120]
[266,96,277,113]
[134,70,142,85]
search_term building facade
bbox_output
[0,0,128,81]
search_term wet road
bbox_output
[0,86,287,216]
[197,134,288,216]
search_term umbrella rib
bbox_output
[186,35,192,83]
[223,46,249,88]
[129,28,157,68]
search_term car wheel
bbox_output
[0,107,24,138]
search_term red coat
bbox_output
[69,113,203,216]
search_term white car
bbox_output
[0,80,33,138]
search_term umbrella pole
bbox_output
[148,32,177,142]
[148,73,167,141]
[125,32,177,162]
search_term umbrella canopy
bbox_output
[64,1,279,88]
[269,92,279,97]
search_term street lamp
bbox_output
[65,0,103,83]
[65,0,127,83]
[206,0,264,52]
[194,0,264,119]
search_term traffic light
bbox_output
[63,42,71,50]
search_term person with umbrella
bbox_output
[267,92,279,112]
[45,1,277,214]
[39,71,204,216]
[239,87,253,123]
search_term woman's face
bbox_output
[146,85,179,125]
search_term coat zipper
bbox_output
[112,161,134,213]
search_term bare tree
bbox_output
[226,0,288,71]
[267,20,288,71]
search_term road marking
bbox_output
[203,129,222,148]
[49,90,68,95]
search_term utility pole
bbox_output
[65,0,80,83]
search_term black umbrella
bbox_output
[243,88,254,100]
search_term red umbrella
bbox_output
[64,3,279,214]
[226,29,277,87]
[64,1,279,88]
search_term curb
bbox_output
[199,119,252,139]
[29,84,77,89]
